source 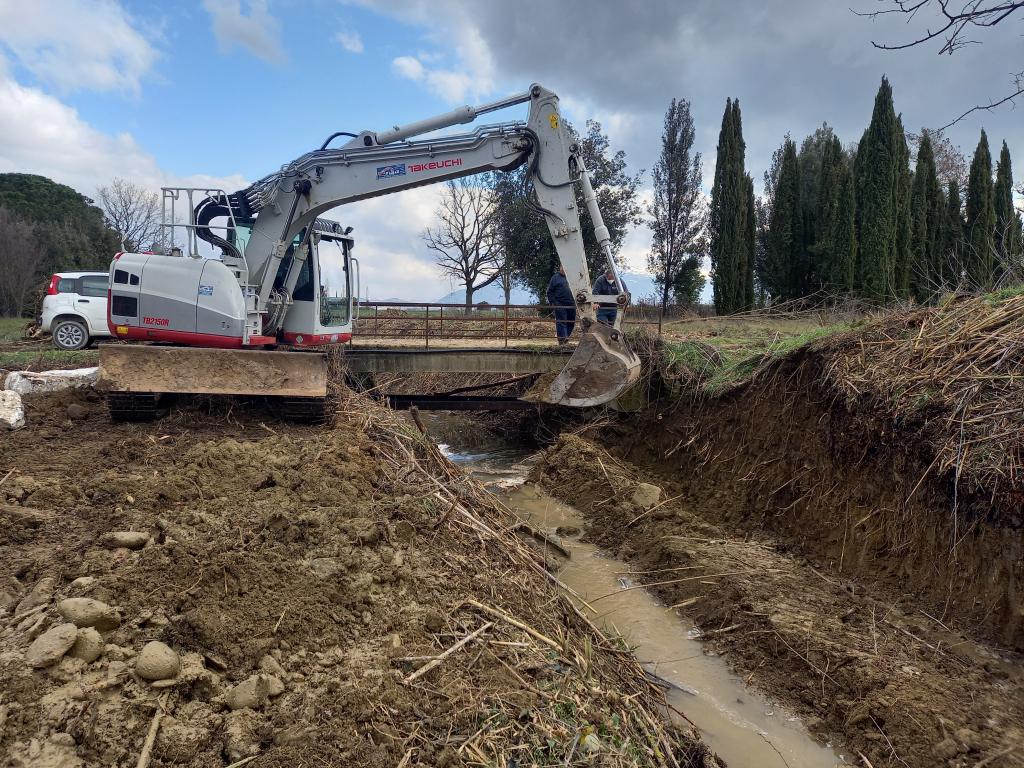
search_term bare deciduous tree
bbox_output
[97,178,161,252]
[908,129,969,188]
[422,179,504,310]
[0,207,44,318]
[857,1,1024,128]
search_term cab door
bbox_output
[312,236,353,341]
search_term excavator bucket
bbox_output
[528,323,641,408]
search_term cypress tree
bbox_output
[855,78,901,301]
[829,162,857,292]
[797,124,837,290]
[816,134,852,293]
[909,131,943,301]
[994,140,1020,268]
[764,138,801,301]
[893,116,913,298]
[743,173,757,309]
[710,99,754,313]
[964,130,996,288]
[942,180,965,283]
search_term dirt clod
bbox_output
[15,576,55,615]
[25,623,77,668]
[226,673,282,710]
[55,597,120,631]
[136,641,180,681]
[631,481,662,508]
[66,403,88,420]
[68,627,103,663]
[100,531,149,550]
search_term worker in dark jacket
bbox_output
[592,269,625,325]
[546,266,576,344]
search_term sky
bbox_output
[0,0,1021,301]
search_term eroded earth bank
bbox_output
[535,295,1024,768]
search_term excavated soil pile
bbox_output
[0,389,716,768]
[533,294,1024,767]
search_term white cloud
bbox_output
[387,20,495,104]
[0,77,246,202]
[338,185,452,300]
[203,0,286,64]
[0,0,157,94]
[334,30,364,54]
[390,53,486,104]
[392,55,424,81]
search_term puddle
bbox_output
[423,412,850,767]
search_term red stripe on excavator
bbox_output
[113,326,246,348]
[282,332,352,346]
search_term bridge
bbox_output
[339,300,661,410]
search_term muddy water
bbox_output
[426,414,849,767]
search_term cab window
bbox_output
[318,239,350,328]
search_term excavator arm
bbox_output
[236,84,639,406]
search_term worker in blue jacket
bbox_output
[592,269,626,325]
[546,266,576,344]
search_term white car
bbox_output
[40,272,112,350]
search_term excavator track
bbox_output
[280,396,328,424]
[107,392,169,422]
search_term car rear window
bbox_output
[56,278,77,293]
[79,275,109,297]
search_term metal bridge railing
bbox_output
[354,301,663,348]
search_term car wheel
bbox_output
[52,319,89,350]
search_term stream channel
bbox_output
[421,411,851,768]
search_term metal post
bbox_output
[439,305,444,343]
[504,304,509,348]
[424,305,430,349]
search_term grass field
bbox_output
[654,311,858,394]
[0,316,98,372]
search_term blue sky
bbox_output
[1,0,1021,301]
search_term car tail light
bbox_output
[46,275,60,295]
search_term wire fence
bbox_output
[354,300,670,347]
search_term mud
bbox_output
[533,434,1024,768]
[0,389,713,767]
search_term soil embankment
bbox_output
[534,295,1024,768]
[0,389,715,767]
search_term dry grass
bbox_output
[818,292,1024,501]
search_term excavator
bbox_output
[98,84,640,421]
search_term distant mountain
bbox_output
[434,271,660,306]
